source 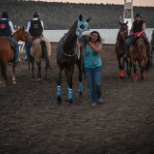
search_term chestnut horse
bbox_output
[0,27,30,87]
[56,14,91,104]
[129,37,149,81]
[115,21,131,79]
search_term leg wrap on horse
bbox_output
[68,88,73,100]
[57,85,61,97]
[78,82,83,93]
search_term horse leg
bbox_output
[36,60,42,81]
[76,60,83,95]
[118,58,124,79]
[31,59,35,81]
[133,64,137,82]
[0,61,7,87]
[140,59,146,81]
[125,57,131,78]
[57,66,63,104]
[12,62,17,85]
[65,66,74,103]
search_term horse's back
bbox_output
[30,37,51,58]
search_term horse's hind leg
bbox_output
[12,62,17,84]
[31,60,35,81]
[65,66,74,103]
[125,58,131,78]
[36,60,42,81]
[140,60,146,81]
[57,66,63,104]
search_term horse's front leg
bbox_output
[57,66,63,104]
[12,62,17,85]
[118,57,124,79]
[76,60,83,95]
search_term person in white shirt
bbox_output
[25,12,44,60]
[0,11,20,63]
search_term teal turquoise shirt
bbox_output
[84,44,102,68]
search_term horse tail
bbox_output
[40,40,51,70]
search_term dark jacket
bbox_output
[29,19,43,37]
[0,19,11,37]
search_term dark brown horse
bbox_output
[0,27,30,87]
[56,14,91,104]
[129,37,149,81]
[115,21,131,79]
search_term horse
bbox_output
[0,26,30,87]
[56,14,91,104]
[129,37,149,81]
[115,21,131,79]
[29,37,52,81]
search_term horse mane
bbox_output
[133,37,146,46]
[62,21,78,53]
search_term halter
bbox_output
[62,19,89,59]
[75,19,89,39]
[119,30,128,40]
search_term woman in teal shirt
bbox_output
[84,31,103,106]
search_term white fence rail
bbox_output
[19,28,154,49]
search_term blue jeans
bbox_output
[125,35,134,55]
[84,66,103,103]
[9,36,19,60]
[25,43,31,58]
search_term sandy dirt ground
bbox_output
[0,43,154,154]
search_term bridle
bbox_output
[119,30,128,40]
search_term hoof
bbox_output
[57,96,62,105]
[79,92,82,95]
[140,76,144,81]
[69,99,73,104]
[119,70,124,79]
[12,80,16,85]
[31,78,35,82]
[0,83,6,87]
[36,78,42,82]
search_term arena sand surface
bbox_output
[0,43,154,154]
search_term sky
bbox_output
[43,0,154,7]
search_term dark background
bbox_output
[0,0,154,29]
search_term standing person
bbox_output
[125,13,151,59]
[0,11,20,63]
[84,31,103,106]
[25,12,44,60]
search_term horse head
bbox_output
[12,26,30,43]
[134,37,147,57]
[118,21,128,40]
[75,14,91,39]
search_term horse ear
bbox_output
[79,14,83,21]
[86,17,91,22]
[22,26,25,30]
[126,21,128,25]
[119,21,123,25]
